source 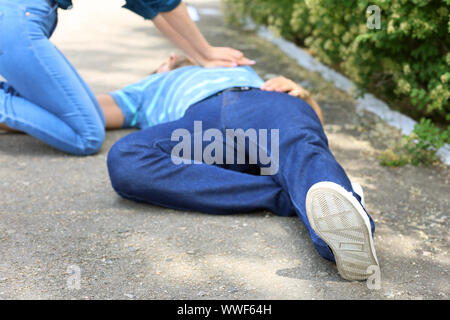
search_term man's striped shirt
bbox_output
[110,66,264,129]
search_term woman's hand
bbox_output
[199,46,255,68]
[155,3,255,69]
[261,76,311,99]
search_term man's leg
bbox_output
[107,98,295,217]
[221,89,377,279]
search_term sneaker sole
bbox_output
[306,182,379,281]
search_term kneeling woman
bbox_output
[103,54,379,281]
[0,0,252,154]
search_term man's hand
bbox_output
[261,76,311,99]
[261,76,324,126]
[200,46,255,68]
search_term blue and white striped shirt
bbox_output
[110,66,264,129]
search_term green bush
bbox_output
[379,118,450,166]
[222,0,449,123]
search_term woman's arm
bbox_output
[261,77,324,126]
[153,2,254,67]
[151,14,212,66]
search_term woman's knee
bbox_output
[70,99,106,156]
[77,125,105,156]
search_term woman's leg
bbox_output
[0,1,105,155]
[1,93,124,132]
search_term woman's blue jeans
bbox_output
[0,0,105,155]
[107,89,376,261]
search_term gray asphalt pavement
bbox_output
[0,0,448,300]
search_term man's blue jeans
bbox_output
[107,89,376,262]
[0,0,105,155]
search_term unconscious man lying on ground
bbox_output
[102,53,379,281]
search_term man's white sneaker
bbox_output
[306,182,379,281]
[351,182,365,207]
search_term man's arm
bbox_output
[0,123,20,132]
[261,76,324,126]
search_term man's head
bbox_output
[154,53,195,74]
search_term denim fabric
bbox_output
[55,0,71,10]
[55,0,182,20]
[122,0,182,20]
[107,89,376,261]
[0,0,105,155]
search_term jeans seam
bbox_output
[0,110,82,151]
[0,11,3,56]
